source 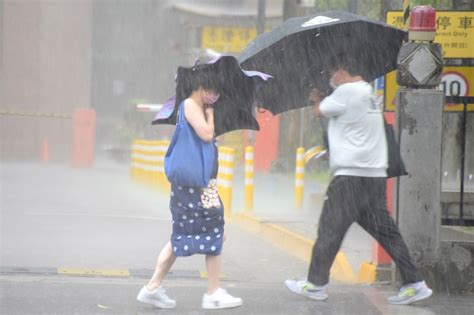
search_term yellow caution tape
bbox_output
[0,109,71,118]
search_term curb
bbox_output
[233,213,357,283]
[358,262,392,283]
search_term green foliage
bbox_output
[114,100,156,147]
[410,0,453,9]
[358,0,384,20]
[306,0,457,21]
[306,168,331,185]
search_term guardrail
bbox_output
[130,140,170,192]
[131,140,236,217]
[443,96,474,226]
[217,147,235,218]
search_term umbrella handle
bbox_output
[318,116,329,151]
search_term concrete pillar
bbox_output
[396,89,444,266]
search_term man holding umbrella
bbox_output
[285,54,433,305]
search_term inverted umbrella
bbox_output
[152,55,272,136]
[239,11,407,115]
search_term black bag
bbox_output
[320,117,408,178]
[384,120,408,178]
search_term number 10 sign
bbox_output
[440,68,473,111]
[384,66,473,112]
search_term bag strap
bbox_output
[177,101,186,125]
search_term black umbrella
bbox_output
[152,55,271,136]
[239,11,407,115]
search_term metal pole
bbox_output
[299,110,305,147]
[403,0,411,30]
[349,0,358,13]
[257,0,266,35]
[459,100,467,220]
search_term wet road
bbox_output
[1,163,472,314]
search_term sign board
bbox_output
[384,66,474,112]
[386,11,474,59]
[201,26,257,53]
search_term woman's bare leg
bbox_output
[205,255,221,294]
[146,241,176,291]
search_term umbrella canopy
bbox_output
[239,11,407,115]
[152,55,272,136]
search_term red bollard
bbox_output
[371,177,394,265]
[41,138,49,163]
[370,113,396,271]
[72,108,96,168]
[360,112,396,283]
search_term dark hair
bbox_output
[327,53,360,77]
[174,65,220,109]
[183,65,220,93]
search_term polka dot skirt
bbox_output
[170,184,224,257]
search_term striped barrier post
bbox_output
[293,146,325,211]
[130,139,170,192]
[217,147,235,217]
[244,146,254,213]
[295,147,305,210]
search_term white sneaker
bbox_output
[202,288,243,309]
[387,281,433,305]
[137,285,176,309]
[285,279,328,301]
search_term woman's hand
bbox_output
[205,106,214,117]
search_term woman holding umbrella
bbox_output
[136,66,243,310]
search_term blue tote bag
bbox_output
[164,102,215,187]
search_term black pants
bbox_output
[308,176,423,286]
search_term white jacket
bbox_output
[320,81,388,177]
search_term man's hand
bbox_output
[313,103,321,117]
[309,88,325,117]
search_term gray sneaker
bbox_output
[285,279,328,301]
[387,281,433,305]
[137,285,176,309]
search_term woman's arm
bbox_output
[184,99,215,142]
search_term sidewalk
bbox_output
[231,170,374,283]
